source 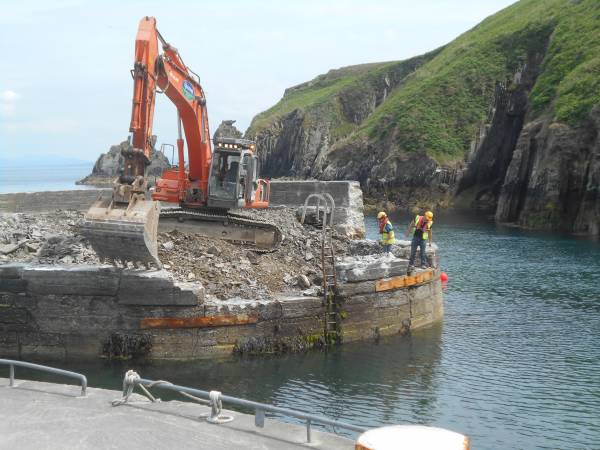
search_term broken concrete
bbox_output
[118,270,204,306]
[336,254,410,282]
[270,180,365,238]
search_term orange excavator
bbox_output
[81,17,277,267]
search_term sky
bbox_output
[0,0,517,163]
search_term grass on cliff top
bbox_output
[356,0,566,161]
[246,61,400,136]
[530,0,600,123]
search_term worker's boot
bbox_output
[407,265,414,275]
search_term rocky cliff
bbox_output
[247,0,600,235]
[77,140,170,186]
[213,120,243,140]
[246,54,439,180]
[495,108,600,235]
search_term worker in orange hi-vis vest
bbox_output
[405,211,433,270]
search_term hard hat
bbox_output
[377,211,387,219]
[425,211,433,220]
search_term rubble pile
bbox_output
[157,207,351,300]
[0,207,355,301]
[0,211,98,265]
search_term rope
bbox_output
[112,370,141,406]
[112,372,232,424]
[206,390,234,424]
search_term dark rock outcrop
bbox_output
[455,51,600,235]
[495,107,600,235]
[456,53,545,212]
[77,140,170,186]
[213,120,243,140]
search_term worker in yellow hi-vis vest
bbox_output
[377,211,395,253]
[405,211,433,270]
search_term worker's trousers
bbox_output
[409,236,428,267]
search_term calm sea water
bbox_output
[7,211,600,448]
[0,161,96,194]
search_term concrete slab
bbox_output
[0,378,353,449]
[336,256,409,283]
[118,270,204,306]
[22,265,121,296]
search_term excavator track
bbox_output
[159,208,282,253]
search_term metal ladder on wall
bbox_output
[301,193,341,346]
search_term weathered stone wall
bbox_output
[0,190,109,213]
[0,263,441,361]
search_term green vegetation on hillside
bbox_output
[248,0,600,163]
[248,61,413,135]
[530,0,600,124]
[359,0,564,161]
[248,63,377,133]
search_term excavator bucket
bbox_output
[80,198,161,267]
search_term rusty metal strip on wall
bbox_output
[140,314,258,330]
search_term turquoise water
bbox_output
[9,213,600,449]
[0,161,96,193]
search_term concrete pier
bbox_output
[0,377,353,449]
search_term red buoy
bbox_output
[440,272,448,283]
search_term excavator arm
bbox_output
[126,17,211,192]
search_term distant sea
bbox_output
[0,161,97,194]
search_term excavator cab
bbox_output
[207,138,264,210]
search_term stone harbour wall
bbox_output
[0,190,109,213]
[0,262,442,361]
